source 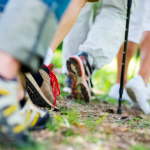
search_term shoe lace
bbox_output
[44,64,60,108]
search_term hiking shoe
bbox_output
[20,99,51,131]
[63,76,72,94]
[126,75,150,115]
[0,78,33,146]
[25,64,60,110]
[63,76,95,99]
[108,83,133,104]
[67,52,94,102]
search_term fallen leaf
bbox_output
[119,127,128,132]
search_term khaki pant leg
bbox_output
[0,0,57,73]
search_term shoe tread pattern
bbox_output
[67,59,80,99]
[79,83,90,102]
[126,88,137,102]
[67,58,90,102]
[69,57,82,77]
[25,76,51,108]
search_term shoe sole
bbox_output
[25,73,59,110]
[67,56,91,102]
[66,61,81,99]
[29,113,51,131]
[127,87,150,114]
[126,88,137,103]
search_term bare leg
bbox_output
[139,31,150,86]
[50,0,87,52]
[116,41,137,86]
[0,51,20,80]
[0,51,24,100]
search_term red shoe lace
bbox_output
[44,64,60,108]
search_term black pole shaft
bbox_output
[117,0,132,114]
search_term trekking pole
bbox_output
[117,0,132,114]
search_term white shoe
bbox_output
[63,76,72,94]
[108,83,133,104]
[63,87,71,94]
[126,75,150,115]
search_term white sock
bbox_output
[43,47,54,66]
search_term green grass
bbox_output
[51,50,63,68]
[131,144,150,150]
[47,106,107,134]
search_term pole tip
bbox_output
[117,108,122,114]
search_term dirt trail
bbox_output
[32,97,150,150]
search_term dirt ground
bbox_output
[31,96,150,150]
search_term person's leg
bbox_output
[41,1,95,96]
[79,9,126,70]
[127,33,150,114]
[26,0,89,109]
[108,0,144,103]
[50,0,88,52]
[116,42,137,86]
[62,3,94,74]
[0,0,58,73]
[0,0,69,144]
[67,1,128,101]
[79,0,138,70]
[0,0,71,110]
[138,0,150,86]
[0,51,20,79]
[42,0,94,74]
[116,32,150,89]
[43,0,97,68]
[62,3,94,94]
[139,32,150,85]
[0,0,58,109]
[116,0,144,86]
[108,42,137,104]
[43,0,87,66]
[126,0,150,115]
